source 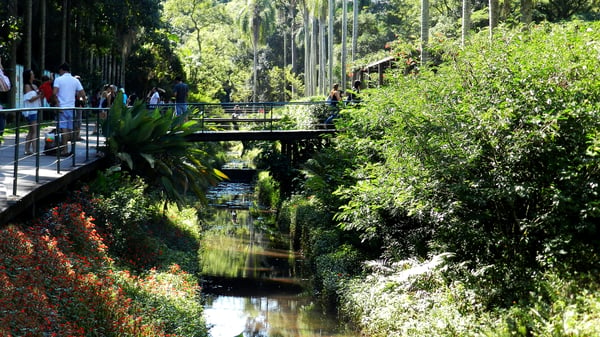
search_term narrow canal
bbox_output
[200,176,359,337]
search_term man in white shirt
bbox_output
[53,63,86,156]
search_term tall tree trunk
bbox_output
[352,0,358,62]
[521,0,532,24]
[462,0,471,47]
[61,0,68,62]
[290,0,296,97]
[421,0,429,65]
[282,10,287,101]
[328,0,334,93]
[41,0,47,71]
[341,0,348,90]
[489,0,498,40]
[303,6,310,97]
[290,0,296,92]
[319,18,326,95]
[9,0,17,108]
[310,16,318,96]
[252,28,258,102]
[25,0,32,69]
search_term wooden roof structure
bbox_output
[353,56,397,87]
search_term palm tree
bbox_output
[328,0,334,93]
[489,0,498,40]
[462,0,471,47]
[352,0,358,62]
[103,98,225,209]
[421,0,429,65]
[239,0,275,102]
[341,0,348,90]
[301,0,311,96]
[317,0,327,95]
[304,0,324,96]
[25,0,32,69]
[290,0,297,97]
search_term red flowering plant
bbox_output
[0,203,171,336]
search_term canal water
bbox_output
[201,179,359,337]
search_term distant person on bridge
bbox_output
[148,87,160,107]
[325,83,342,126]
[53,62,86,156]
[172,76,189,117]
[346,80,361,104]
[231,104,241,130]
[327,83,342,108]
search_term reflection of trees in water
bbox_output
[245,315,268,337]
[202,180,359,337]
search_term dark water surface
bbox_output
[201,181,359,337]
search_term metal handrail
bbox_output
[148,100,334,132]
[0,106,105,196]
[0,101,336,197]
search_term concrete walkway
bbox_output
[0,125,107,224]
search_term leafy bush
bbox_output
[341,257,600,337]
[314,243,362,308]
[113,264,206,337]
[278,194,330,251]
[340,254,498,337]
[0,176,209,336]
[102,97,225,208]
[284,97,331,128]
[254,171,280,209]
[335,21,600,303]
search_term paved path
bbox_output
[0,125,106,224]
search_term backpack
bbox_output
[43,129,62,155]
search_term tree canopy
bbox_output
[1,0,599,102]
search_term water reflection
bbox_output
[204,295,356,337]
[201,181,359,337]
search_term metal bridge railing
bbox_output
[0,101,338,197]
[151,101,336,132]
[0,106,105,197]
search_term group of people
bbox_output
[0,58,85,156]
[146,76,189,117]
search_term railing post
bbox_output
[12,111,20,196]
[56,111,62,174]
[84,108,90,161]
[201,104,205,131]
[35,113,40,183]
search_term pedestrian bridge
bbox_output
[0,101,340,224]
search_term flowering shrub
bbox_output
[0,196,207,336]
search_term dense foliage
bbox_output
[5,0,599,105]
[292,20,600,335]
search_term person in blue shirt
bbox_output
[172,76,189,117]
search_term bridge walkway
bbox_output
[0,101,337,224]
[0,123,106,224]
